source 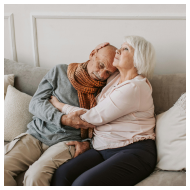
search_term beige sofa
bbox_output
[4,58,186,186]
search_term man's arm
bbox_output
[29,66,64,128]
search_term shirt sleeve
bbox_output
[28,66,64,128]
[81,82,140,125]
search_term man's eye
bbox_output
[125,48,128,50]
[99,63,104,68]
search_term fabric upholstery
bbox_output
[4,85,33,141]
[4,74,14,99]
[136,170,186,186]
[155,93,186,170]
[4,58,49,96]
[149,74,186,114]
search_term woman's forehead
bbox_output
[121,42,129,47]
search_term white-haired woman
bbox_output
[50,36,157,186]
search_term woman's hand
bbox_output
[95,42,110,50]
[61,110,95,129]
[49,96,65,112]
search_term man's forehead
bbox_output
[97,55,116,73]
[97,53,111,66]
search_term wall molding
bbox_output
[31,13,186,67]
[4,13,17,62]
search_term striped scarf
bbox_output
[67,60,106,139]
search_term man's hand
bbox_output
[66,141,90,158]
[61,110,95,129]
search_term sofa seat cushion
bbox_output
[136,170,186,186]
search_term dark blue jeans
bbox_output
[51,139,157,186]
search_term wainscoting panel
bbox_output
[32,14,185,75]
[4,13,17,62]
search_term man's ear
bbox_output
[89,49,98,60]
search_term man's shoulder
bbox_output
[54,63,68,71]
[51,64,69,76]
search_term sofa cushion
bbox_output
[4,74,14,99]
[155,93,186,171]
[149,73,186,114]
[4,58,49,96]
[136,170,186,186]
[4,85,33,141]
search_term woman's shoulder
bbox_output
[126,76,153,100]
[132,75,152,91]
[115,75,152,95]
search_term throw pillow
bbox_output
[4,74,14,99]
[4,85,33,141]
[155,93,186,171]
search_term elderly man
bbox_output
[4,44,117,186]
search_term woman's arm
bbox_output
[80,83,140,125]
[49,96,94,129]
[49,96,88,114]
[50,82,140,127]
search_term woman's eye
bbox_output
[125,48,128,50]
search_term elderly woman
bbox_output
[50,36,156,186]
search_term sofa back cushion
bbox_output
[149,74,186,114]
[4,58,186,115]
[4,58,49,97]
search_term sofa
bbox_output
[4,58,186,186]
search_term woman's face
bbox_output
[113,42,135,70]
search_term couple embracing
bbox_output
[4,36,156,186]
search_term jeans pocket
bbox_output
[4,133,27,155]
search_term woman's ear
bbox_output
[89,49,98,60]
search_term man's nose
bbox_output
[98,70,109,80]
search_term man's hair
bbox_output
[124,36,156,79]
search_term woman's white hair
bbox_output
[124,36,156,79]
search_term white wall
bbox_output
[4,4,186,75]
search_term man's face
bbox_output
[87,46,117,81]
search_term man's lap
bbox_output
[4,133,76,185]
